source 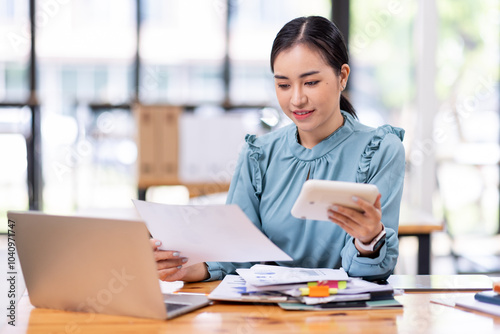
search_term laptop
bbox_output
[7,211,210,320]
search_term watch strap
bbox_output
[355,225,386,252]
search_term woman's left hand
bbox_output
[327,193,383,245]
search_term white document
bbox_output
[335,278,395,295]
[302,293,371,305]
[455,294,500,317]
[158,280,184,294]
[236,264,349,286]
[132,200,293,266]
[208,275,249,301]
[208,275,293,303]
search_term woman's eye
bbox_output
[278,84,290,89]
[305,81,319,86]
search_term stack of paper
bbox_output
[208,265,403,311]
[454,283,500,317]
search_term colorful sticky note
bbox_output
[299,287,339,296]
[317,280,347,289]
[309,285,330,297]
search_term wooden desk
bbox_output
[6,280,500,334]
[398,208,444,275]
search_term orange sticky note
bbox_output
[309,285,330,297]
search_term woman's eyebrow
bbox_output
[274,70,320,80]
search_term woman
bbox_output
[151,16,405,282]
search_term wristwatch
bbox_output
[355,225,386,252]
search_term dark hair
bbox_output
[270,16,356,118]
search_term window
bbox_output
[36,0,136,107]
[349,0,416,127]
[140,0,226,104]
[0,107,31,232]
[1,0,498,239]
[350,0,500,236]
[0,0,30,101]
[229,0,331,105]
[434,0,499,236]
[34,0,137,213]
[42,107,137,213]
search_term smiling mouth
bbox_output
[294,110,313,116]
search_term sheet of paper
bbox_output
[208,275,248,301]
[236,264,348,286]
[208,275,293,303]
[245,282,308,293]
[455,294,500,317]
[132,200,293,266]
[159,280,184,294]
[335,278,395,295]
[301,293,371,305]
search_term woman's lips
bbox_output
[293,110,314,120]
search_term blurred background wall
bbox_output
[0,0,499,273]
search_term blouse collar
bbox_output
[287,111,355,161]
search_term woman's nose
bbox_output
[291,86,307,107]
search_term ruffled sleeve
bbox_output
[245,134,263,196]
[341,124,406,280]
[356,125,405,184]
[205,134,265,281]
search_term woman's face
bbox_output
[273,43,349,148]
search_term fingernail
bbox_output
[176,265,182,269]
[182,258,188,263]
[155,241,161,246]
[330,205,338,211]
[352,196,358,202]
[172,252,180,257]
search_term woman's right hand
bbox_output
[150,239,189,281]
[150,239,209,282]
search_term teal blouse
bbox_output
[206,111,405,281]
